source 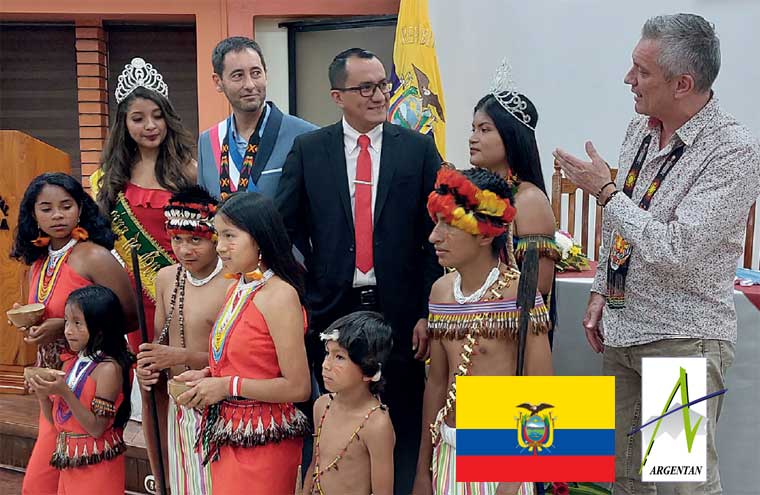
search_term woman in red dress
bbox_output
[92,57,196,348]
[91,57,196,489]
[11,173,135,495]
[176,192,311,494]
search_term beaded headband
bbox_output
[427,166,516,237]
[164,201,217,240]
[115,57,169,104]
[488,58,534,131]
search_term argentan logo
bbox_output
[515,402,555,455]
[636,358,726,482]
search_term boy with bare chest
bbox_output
[136,186,231,494]
[412,167,553,495]
[303,312,395,495]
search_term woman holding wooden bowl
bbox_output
[10,172,136,495]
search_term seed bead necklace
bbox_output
[430,267,517,444]
[36,238,78,304]
[156,266,188,371]
[311,393,385,495]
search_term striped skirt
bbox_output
[433,420,534,495]
[168,395,212,495]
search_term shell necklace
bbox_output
[186,258,223,287]
[453,264,501,304]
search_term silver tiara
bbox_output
[115,57,168,104]
[488,59,534,131]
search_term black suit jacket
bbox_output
[275,121,442,358]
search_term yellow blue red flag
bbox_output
[456,376,615,482]
[388,0,446,158]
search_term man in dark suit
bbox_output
[275,48,442,494]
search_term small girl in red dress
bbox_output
[28,285,135,495]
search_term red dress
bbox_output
[201,283,310,494]
[23,254,92,495]
[121,182,174,351]
[51,358,126,495]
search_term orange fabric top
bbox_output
[28,253,92,320]
[28,253,92,368]
[209,286,307,379]
[52,357,124,435]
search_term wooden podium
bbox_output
[0,131,71,394]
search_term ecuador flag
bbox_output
[456,376,615,482]
[388,0,446,158]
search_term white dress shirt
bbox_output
[343,117,383,287]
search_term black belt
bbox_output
[350,286,378,310]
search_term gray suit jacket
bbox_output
[197,102,317,199]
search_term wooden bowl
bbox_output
[24,366,65,382]
[168,379,192,401]
[7,303,45,328]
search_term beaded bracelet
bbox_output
[228,376,241,397]
[596,180,616,199]
[91,397,116,417]
[600,189,622,208]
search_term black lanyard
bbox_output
[622,134,686,209]
[606,133,686,309]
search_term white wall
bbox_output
[254,18,291,113]
[294,25,395,127]
[254,19,396,127]
[428,1,760,185]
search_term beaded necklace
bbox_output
[453,264,500,304]
[311,393,385,495]
[156,266,189,371]
[186,258,223,287]
[35,238,77,304]
[211,269,273,363]
[430,267,515,444]
[56,351,102,424]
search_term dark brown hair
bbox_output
[96,87,195,214]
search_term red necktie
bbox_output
[355,134,373,273]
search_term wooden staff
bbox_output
[515,243,539,376]
[130,246,167,495]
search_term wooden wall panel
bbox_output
[0,24,80,178]
[106,24,199,141]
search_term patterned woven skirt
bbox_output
[433,421,534,495]
[168,395,212,495]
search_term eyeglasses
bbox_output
[332,81,393,97]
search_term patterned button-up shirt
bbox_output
[592,96,760,347]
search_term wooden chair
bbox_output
[551,159,759,269]
[550,159,616,260]
[745,203,757,269]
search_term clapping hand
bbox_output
[553,142,613,198]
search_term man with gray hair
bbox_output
[554,13,760,494]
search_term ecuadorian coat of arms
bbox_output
[516,402,555,455]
